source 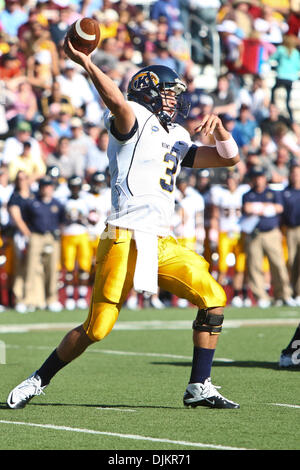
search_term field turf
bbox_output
[0,305,299,452]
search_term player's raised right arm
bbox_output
[64,38,136,135]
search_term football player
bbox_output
[210,170,251,307]
[85,171,111,280]
[173,170,205,254]
[7,40,241,410]
[61,175,91,310]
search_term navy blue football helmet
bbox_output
[127,65,190,131]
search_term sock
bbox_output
[242,287,248,299]
[283,323,300,353]
[36,349,69,386]
[189,346,215,384]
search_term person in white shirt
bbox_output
[7,41,241,410]
[1,121,41,166]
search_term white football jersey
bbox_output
[211,184,250,233]
[173,186,205,239]
[85,188,111,240]
[104,101,194,236]
[62,196,89,236]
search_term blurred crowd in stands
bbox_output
[0,0,300,313]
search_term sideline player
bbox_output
[61,175,91,310]
[7,39,240,410]
[210,170,250,307]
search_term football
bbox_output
[66,17,101,55]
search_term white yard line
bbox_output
[0,420,252,450]
[0,317,299,334]
[4,343,233,362]
[269,403,300,409]
[96,407,137,412]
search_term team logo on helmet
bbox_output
[131,71,159,91]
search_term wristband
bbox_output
[215,136,239,159]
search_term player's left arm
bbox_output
[191,114,240,169]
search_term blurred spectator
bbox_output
[242,166,295,307]
[5,79,40,132]
[247,74,270,124]
[113,0,140,19]
[7,170,33,313]
[92,36,120,72]
[17,8,48,45]
[231,104,258,154]
[49,7,75,47]
[41,80,74,119]
[48,103,73,139]
[0,52,23,81]
[22,176,65,312]
[217,19,244,72]
[56,60,95,116]
[281,164,300,305]
[182,75,207,120]
[0,0,28,38]
[253,5,288,45]
[270,34,300,121]
[287,6,300,44]
[152,40,178,71]
[230,0,253,39]
[269,145,292,185]
[95,9,120,42]
[68,117,94,178]
[25,21,60,82]
[209,73,237,117]
[150,0,181,35]
[1,120,41,166]
[8,140,46,183]
[38,125,58,161]
[272,122,300,160]
[85,128,109,179]
[47,136,75,179]
[260,103,300,143]
[167,21,192,76]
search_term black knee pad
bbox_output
[192,308,224,334]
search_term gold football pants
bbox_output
[83,226,227,342]
[61,233,91,273]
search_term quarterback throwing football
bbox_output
[7,39,240,409]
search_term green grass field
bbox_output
[0,305,299,451]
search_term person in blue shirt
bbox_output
[21,176,65,312]
[0,0,28,37]
[242,166,295,308]
[231,104,258,154]
[150,0,181,35]
[281,164,300,304]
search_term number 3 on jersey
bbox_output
[160,153,179,192]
